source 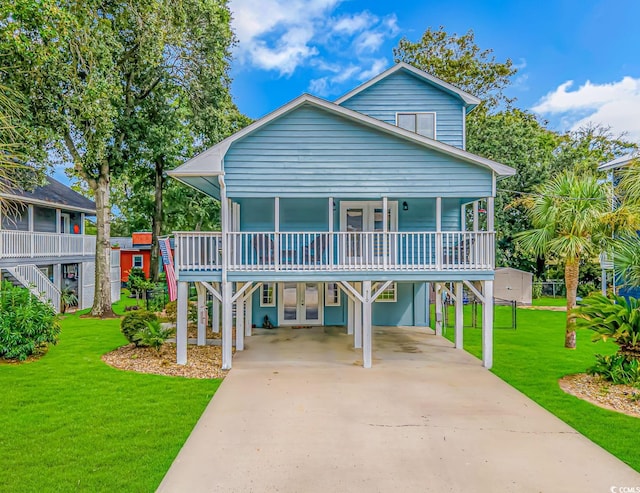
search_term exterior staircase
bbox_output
[2,265,61,312]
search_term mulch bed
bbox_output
[102,343,230,379]
[559,373,640,418]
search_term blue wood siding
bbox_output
[339,71,465,148]
[224,105,491,199]
[250,282,427,327]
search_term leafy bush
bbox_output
[0,282,61,361]
[120,310,157,346]
[573,293,640,359]
[134,320,174,352]
[588,353,640,385]
[164,300,197,324]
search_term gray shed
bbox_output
[494,267,533,305]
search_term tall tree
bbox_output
[516,172,633,348]
[0,0,237,312]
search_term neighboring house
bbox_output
[111,232,174,283]
[598,152,640,297]
[0,176,120,311]
[168,62,516,369]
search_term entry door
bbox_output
[60,213,71,234]
[279,282,323,325]
[339,202,397,264]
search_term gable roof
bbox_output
[0,176,96,214]
[598,152,639,172]
[335,62,481,112]
[169,93,515,185]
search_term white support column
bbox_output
[434,282,443,336]
[328,197,334,270]
[460,204,466,232]
[222,281,233,370]
[236,282,245,351]
[482,280,494,369]
[486,196,495,232]
[436,197,442,269]
[455,282,464,349]
[196,282,207,346]
[274,197,280,271]
[473,201,479,232]
[176,281,189,365]
[362,281,373,368]
[212,282,220,333]
[55,209,61,234]
[245,291,253,336]
[80,212,85,234]
[28,204,34,255]
[347,297,354,335]
[354,283,362,349]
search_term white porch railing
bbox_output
[175,231,494,272]
[0,230,96,259]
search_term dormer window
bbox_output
[396,112,436,139]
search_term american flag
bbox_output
[159,237,177,301]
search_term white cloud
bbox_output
[229,1,400,91]
[230,0,340,75]
[532,77,640,142]
[332,11,377,35]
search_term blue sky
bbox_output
[229,0,640,142]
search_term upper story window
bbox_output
[396,112,436,139]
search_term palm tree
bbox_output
[516,172,616,348]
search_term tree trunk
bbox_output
[150,158,164,283]
[90,175,115,318]
[564,257,579,349]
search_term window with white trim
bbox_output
[396,113,435,139]
[132,255,144,269]
[325,282,341,307]
[375,282,397,303]
[260,283,276,307]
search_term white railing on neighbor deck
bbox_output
[175,231,494,272]
[0,231,96,259]
[6,264,61,311]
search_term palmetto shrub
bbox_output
[0,282,61,361]
[587,354,640,386]
[574,293,640,359]
[134,320,174,352]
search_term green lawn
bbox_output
[532,296,567,306]
[0,297,220,493]
[440,303,640,472]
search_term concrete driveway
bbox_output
[158,326,640,493]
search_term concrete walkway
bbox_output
[158,326,640,493]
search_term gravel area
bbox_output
[102,343,230,379]
[559,373,640,418]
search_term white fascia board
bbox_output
[334,62,482,109]
[598,153,639,171]
[171,93,514,179]
[0,193,96,214]
[168,143,229,177]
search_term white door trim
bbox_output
[339,201,398,232]
[278,282,324,326]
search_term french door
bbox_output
[339,201,397,265]
[278,282,323,325]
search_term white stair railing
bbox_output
[4,265,61,312]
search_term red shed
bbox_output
[117,232,173,283]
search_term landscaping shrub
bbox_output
[134,320,174,352]
[588,353,640,385]
[164,300,197,324]
[574,293,640,359]
[0,282,61,361]
[120,310,158,346]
